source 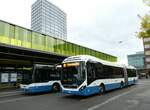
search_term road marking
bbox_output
[0,96,33,104]
[87,89,135,110]
[0,93,21,98]
[0,91,22,98]
[0,91,21,95]
[137,83,150,86]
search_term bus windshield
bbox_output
[32,65,60,83]
[61,61,85,88]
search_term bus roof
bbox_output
[34,64,54,68]
[63,55,136,69]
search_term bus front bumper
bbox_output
[62,86,100,96]
[20,85,52,94]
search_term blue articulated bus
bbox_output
[61,55,138,96]
[20,64,61,94]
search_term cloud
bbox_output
[59,0,148,64]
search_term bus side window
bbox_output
[95,63,103,79]
[87,62,96,85]
[127,69,136,77]
[49,68,61,80]
[103,65,113,78]
[112,67,124,78]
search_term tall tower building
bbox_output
[31,0,67,40]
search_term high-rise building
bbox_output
[31,0,67,40]
[127,51,145,74]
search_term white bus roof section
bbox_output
[34,64,54,68]
[63,55,136,69]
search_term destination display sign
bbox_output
[63,62,80,67]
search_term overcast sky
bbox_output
[0,0,149,64]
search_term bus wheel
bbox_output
[120,82,124,89]
[52,83,60,92]
[99,84,105,95]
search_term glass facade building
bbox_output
[31,0,67,40]
[127,52,145,69]
[0,20,117,62]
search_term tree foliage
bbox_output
[143,0,150,6]
[138,15,150,38]
[138,0,150,38]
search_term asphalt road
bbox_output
[0,79,150,110]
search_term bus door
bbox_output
[123,67,128,86]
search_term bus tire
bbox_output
[120,81,124,89]
[99,84,105,95]
[52,83,60,92]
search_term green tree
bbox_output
[138,0,150,38]
[143,0,150,6]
